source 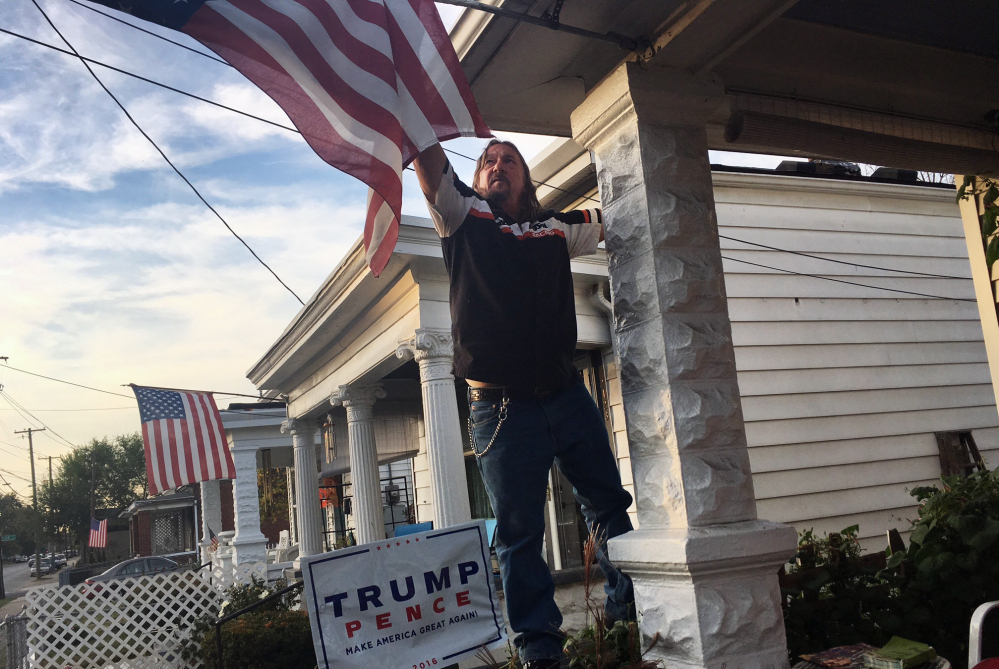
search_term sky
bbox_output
[0,0,791,500]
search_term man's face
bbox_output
[474,144,526,211]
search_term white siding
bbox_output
[608,172,999,551]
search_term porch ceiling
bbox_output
[454,0,999,173]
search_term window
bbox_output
[120,560,145,576]
[147,558,174,572]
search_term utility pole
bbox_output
[14,428,44,580]
[89,449,97,565]
[46,457,54,556]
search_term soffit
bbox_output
[457,0,999,143]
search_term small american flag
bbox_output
[88,518,108,548]
[208,526,220,552]
[132,386,236,496]
[86,0,491,276]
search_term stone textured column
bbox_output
[571,63,797,669]
[229,443,269,565]
[397,329,471,528]
[281,418,324,561]
[200,479,223,565]
[330,384,387,544]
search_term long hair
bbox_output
[473,139,543,222]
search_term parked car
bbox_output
[13,555,26,563]
[53,553,66,568]
[85,557,180,587]
[29,558,52,576]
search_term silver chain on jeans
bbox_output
[468,395,509,458]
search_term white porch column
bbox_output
[229,442,268,565]
[330,384,387,544]
[281,418,324,560]
[571,63,797,669]
[397,329,471,528]
[199,480,223,565]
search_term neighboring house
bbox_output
[120,488,199,560]
[236,150,997,573]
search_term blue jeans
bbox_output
[469,383,635,662]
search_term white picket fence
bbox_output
[23,562,270,669]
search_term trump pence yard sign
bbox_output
[302,520,505,669]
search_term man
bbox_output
[413,141,634,669]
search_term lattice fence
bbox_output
[209,562,268,593]
[24,570,219,669]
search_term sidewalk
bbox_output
[0,597,25,618]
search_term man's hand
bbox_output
[412,143,447,203]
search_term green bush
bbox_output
[782,526,894,658]
[781,468,999,669]
[180,577,315,669]
[879,469,999,669]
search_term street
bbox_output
[2,561,63,599]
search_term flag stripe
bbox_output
[179,395,199,485]
[157,420,174,493]
[364,189,398,268]
[279,0,439,153]
[202,393,227,480]
[235,0,416,156]
[383,12,461,139]
[306,0,394,68]
[194,393,219,481]
[167,420,184,492]
[210,0,403,172]
[402,0,490,137]
[141,423,165,498]
[386,0,474,131]
[209,394,235,479]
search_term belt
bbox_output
[467,385,563,402]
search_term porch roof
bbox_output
[453,0,999,174]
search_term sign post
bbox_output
[302,520,505,669]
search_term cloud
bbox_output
[0,0,577,488]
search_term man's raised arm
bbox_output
[412,143,448,203]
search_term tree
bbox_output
[0,493,39,557]
[40,434,147,556]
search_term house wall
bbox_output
[136,513,152,557]
[605,172,999,551]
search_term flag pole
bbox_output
[123,383,269,400]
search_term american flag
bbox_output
[208,526,220,552]
[88,0,491,276]
[132,386,237,497]
[89,518,108,549]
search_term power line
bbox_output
[22,1,305,306]
[1,363,270,406]
[1,392,77,451]
[0,469,34,485]
[0,443,32,464]
[718,234,969,280]
[0,471,26,500]
[440,149,979,285]
[720,255,976,302]
[0,407,136,412]
[1,363,133,398]
[64,0,231,66]
[0,27,297,132]
[6,7,974,302]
